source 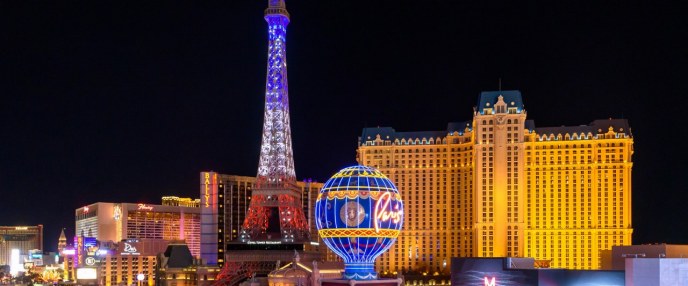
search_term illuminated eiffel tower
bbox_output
[238,0,310,244]
[217,1,318,284]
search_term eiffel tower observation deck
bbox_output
[218,1,321,284]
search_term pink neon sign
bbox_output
[138,204,153,211]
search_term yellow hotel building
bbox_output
[356,90,632,271]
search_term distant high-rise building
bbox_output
[75,202,201,257]
[357,90,633,271]
[0,225,43,266]
[63,238,170,286]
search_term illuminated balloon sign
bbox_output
[315,165,404,280]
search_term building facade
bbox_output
[450,257,624,286]
[606,244,688,270]
[200,172,331,266]
[65,239,169,285]
[162,196,201,207]
[0,225,43,267]
[625,258,688,285]
[75,202,201,257]
[62,238,170,285]
[357,90,633,271]
[98,239,167,286]
[155,241,219,286]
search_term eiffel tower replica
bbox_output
[215,1,320,284]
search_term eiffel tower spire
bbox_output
[257,0,295,188]
[239,0,309,244]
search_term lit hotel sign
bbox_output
[85,257,96,266]
[121,243,140,255]
[484,277,496,286]
[138,204,153,211]
[373,192,403,233]
[204,172,216,208]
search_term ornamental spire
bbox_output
[257,0,295,187]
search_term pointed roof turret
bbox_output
[58,228,67,253]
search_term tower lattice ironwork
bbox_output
[239,0,310,244]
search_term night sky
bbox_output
[2,1,686,252]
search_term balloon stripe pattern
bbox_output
[315,165,404,280]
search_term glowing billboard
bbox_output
[76,268,98,280]
[10,249,21,276]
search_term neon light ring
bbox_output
[315,165,404,280]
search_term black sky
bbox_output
[2,1,687,252]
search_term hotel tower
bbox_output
[357,90,633,271]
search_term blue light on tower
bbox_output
[315,165,404,280]
[257,0,296,185]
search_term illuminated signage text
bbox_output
[247,241,282,245]
[204,173,210,207]
[484,277,496,286]
[77,236,84,267]
[121,243,140,255]
[137,204,153,211]
[204,173,211,207]
[374,192,402,233]
[85,257,96,266]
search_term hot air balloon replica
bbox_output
[315,165,404,280]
